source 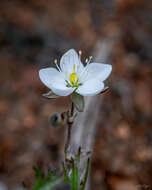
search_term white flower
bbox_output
[39,49,112,96]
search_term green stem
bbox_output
[64,102,74,158]
[70,101,74,117]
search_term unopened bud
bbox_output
[48,113,64,128]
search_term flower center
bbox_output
[69,64,79,87]
[66,64,82,88]
[69,72,80,87]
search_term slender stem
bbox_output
[64,124,72,156]
[71,102,74,117]
[64,102,74,157]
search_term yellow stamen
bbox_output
[68,64,80,87]
[70,72,77,84]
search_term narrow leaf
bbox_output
[71,163,79,190]
[62,162,69,184]
[39,177,62,190]
[80,158,90,190]
[71,93,84,112]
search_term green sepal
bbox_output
[99,86,109,94]
[42,91,59,99]
[71,93,85,112]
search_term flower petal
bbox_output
[39,68,59,88]
[83,63,112,82]
[60,49,84,75]
[39,68,75,96]
[51,85,75,96]
[76,79,104,96]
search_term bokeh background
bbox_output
[0,0,152,189]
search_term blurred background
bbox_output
[0,0,152,189]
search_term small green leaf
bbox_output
[32,167,63,190]
[33,167,43,178]
[39,176,62,190]
[71,93,84,112]
[32,167,44,190]
[43,91,59,99]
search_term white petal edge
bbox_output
[83,63,112,82]
[39,68,75,96]
[76,79,104,96]
[60,49,84,75]
[51,85,75,96]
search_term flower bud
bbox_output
[48,113,64,128]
